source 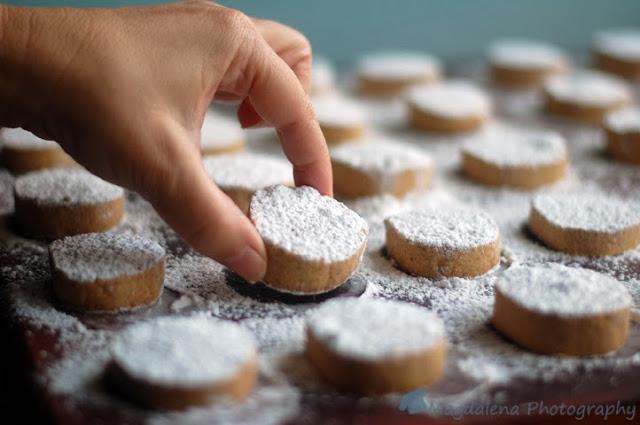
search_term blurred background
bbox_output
[5,1,640,65]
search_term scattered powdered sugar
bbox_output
[306,297,445,360]
[111,315,257,387]
[488,39,567,70]
[250,185,368,262]
[357,51,441,82]
[1,127,61,150]
[384,207,499,250]
[408,81,491,118]
[544,70,632,106]
[496,263,632,316]
[200,112,245,150]
[532,191,640,233]
[593,28,640,61]
[330,138,433,175]
[344,194,406,223]
[49,232,165,283]
[311,56,336,94]
[14,168,124,206]
[605,107,640,133]
[203,153,292,191]
[312,95,366,127]
[462,129,567,167]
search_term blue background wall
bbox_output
[5,1,640,64]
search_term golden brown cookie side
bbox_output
[2,146,76,174]
[594,51,640,80]
[605,128,640,164]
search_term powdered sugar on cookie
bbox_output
[306,298,445,360]
[14,168,123,206]
[203,153,292,191]
[408,81,491,118]
[531,192,640,233]
[544,71,631,106]
[385,207,499,251]
[496,264,632,316]
[250,185,368,262]
[49,232,165,283]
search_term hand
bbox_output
[0,1,332,282]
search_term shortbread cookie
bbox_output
[604,108,640,164]
[313,96,366,144]
[203,153,292,213]
[306,298,446,394]
[357,51,442,96]
[311,56,336,95]
[1,127,75,173]
[49,232,165,312]
[543,71,632,124]
[493,264,632,355]
[530,192,640,256]
[249,185,368,294]
[14,168,124,239]
[462,130,568,189]
[488,40,568,88]
[384,207,501,278]
[408,81,491,133]
[108,316,258,409]
[331,140,433,198]
[200,112,245,156]
[593,29,640,80]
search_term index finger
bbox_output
[245,40,332,196]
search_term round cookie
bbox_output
[313,96,366,144]
[461,130,568,189]
[13,168,124,239]
[529,192,640,256]
[305,298,446,394]
[200,112,245,156]
[49,232,165,313]
[311,56,336,95]
[330,140,434,198]
[407,81,491,133]
[593,29,640,80]
[543,71,632,124]
[107,316,258,409]
[493,264,632,356]
[604,108,640,164]
[384,207,501,278]
[488,40,568,88]
[249,185,368,294]
[356,51,442,96]
[1,127,75,173]
[203,153,293,214]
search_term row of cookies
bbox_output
[313,29,640,97]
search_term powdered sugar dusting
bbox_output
[251,185,368,262]
[408,81,491,119]
[593,28,640,61]
[200,112,245,151]
[49,232,165,283]
[203,153,292,191]
[496,264,632,316]
[331,139,433,174]
[544,71,632,106]
[605,107,640,133]
[307,298,445,360]
[111,315,257,387]
[488,39,567,70]
[1,127,61,150]
[313,95,366,127]
[14,168,124,206]
[532,192,640,233]
[385,207,499,250]
[357,51,441,82]
[462,130,567,167]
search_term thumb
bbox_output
[139,121,267,283]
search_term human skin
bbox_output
[0,1,332,283]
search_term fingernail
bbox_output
[224,246,267,284]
